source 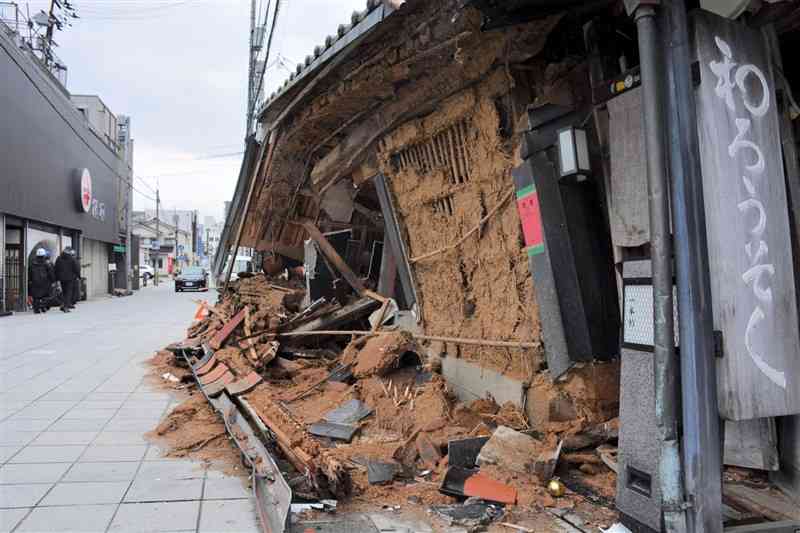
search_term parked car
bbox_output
[139,264,155,280]
[175,266,208,292]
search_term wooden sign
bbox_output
[694,11,800,420]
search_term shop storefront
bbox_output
[0,24,130,312]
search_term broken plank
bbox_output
[209,308,247,350]
[287,297,379,337]
[242,306,259,363]
[723,483,800,521]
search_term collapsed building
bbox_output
[196,0,800,531]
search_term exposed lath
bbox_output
[431,194,456,216]
[391,119,472,184]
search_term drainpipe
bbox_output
[625,2,687,531]
[663,1,723,531]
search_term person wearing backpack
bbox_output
[28,248,55,314]
[55,247,79,313]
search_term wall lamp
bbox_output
[557,126,591,183]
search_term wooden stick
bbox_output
[270,329,540,349]
[410,189,513,264]
[500,523,534,533]
[266,284,294,293]
[446,126,460,184]
[242,306,259,363]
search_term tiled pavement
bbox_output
[0,285,259,532]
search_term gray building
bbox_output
[0,8,133,312]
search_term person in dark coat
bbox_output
[55,247,80,312]
[68,248,81,307]
[28,248,55,314]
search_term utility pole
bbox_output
[246,0,257,134]
[43,0,56,66]
[173,209,179,273]
[154,182,160,287]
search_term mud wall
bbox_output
[378,70,542,380]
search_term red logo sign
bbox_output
[80,169,92,213]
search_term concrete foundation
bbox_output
[440,355,526,407]
[616,347,661,532]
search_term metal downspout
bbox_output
[663,1,723,531]
[631,4,688,532]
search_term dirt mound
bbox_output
[145,394,241,475]
[145,349,191,390]
[341,331,418,378]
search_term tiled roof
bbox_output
[257,0,396,118]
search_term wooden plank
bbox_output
[723,418,779,471]
[374,173,418,311]
[606,87,650,247]
[723,484,800,521]
[209,308,247,350]
[693,11,800,419]
[772,414,800,502]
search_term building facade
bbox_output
[0,12,133,312]
[132,216,194,276]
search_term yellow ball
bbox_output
[547,479,566,497]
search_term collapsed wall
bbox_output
[234,0,620,423]
[377,71,541,380]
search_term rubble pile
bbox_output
[144,393,245,476]
[147,273,621,529]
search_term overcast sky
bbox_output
[25,0,366,223]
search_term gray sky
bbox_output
[26,0,366,222]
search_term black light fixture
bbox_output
[556,126,591,183]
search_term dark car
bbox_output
[175,266,208,292]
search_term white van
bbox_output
[221,255,254,283]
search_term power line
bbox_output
[136,175,157,194]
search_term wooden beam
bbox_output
[352,202,383,227]
[223,130,278,292]
[302,220,366,294]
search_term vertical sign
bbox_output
[516,183,545,257]
[694,11,800,420]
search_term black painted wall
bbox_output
[0,32,124,244]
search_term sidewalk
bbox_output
[0,285,259,532]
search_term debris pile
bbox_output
[147,272,621,530]
[145,393,244,476]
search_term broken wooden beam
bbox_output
[210,308,247,350]
[242,393,352,498]
[302,221,366,294]
[242,306,259,363]
[286,297,380,337]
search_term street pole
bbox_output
[173,208,178,273]
[155,183,160,287]
[626,2,687,531]
[246,0,256,134]
[125,171,132,291]
[43,0,55,66]
[663,2,723,531]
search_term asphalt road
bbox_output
[0,283,259,532]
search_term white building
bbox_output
[132,217,193,276]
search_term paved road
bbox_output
[0,284,259,532]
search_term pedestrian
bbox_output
[68,248,81,307]
[55,247,80,312]
[28,248,55,314]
